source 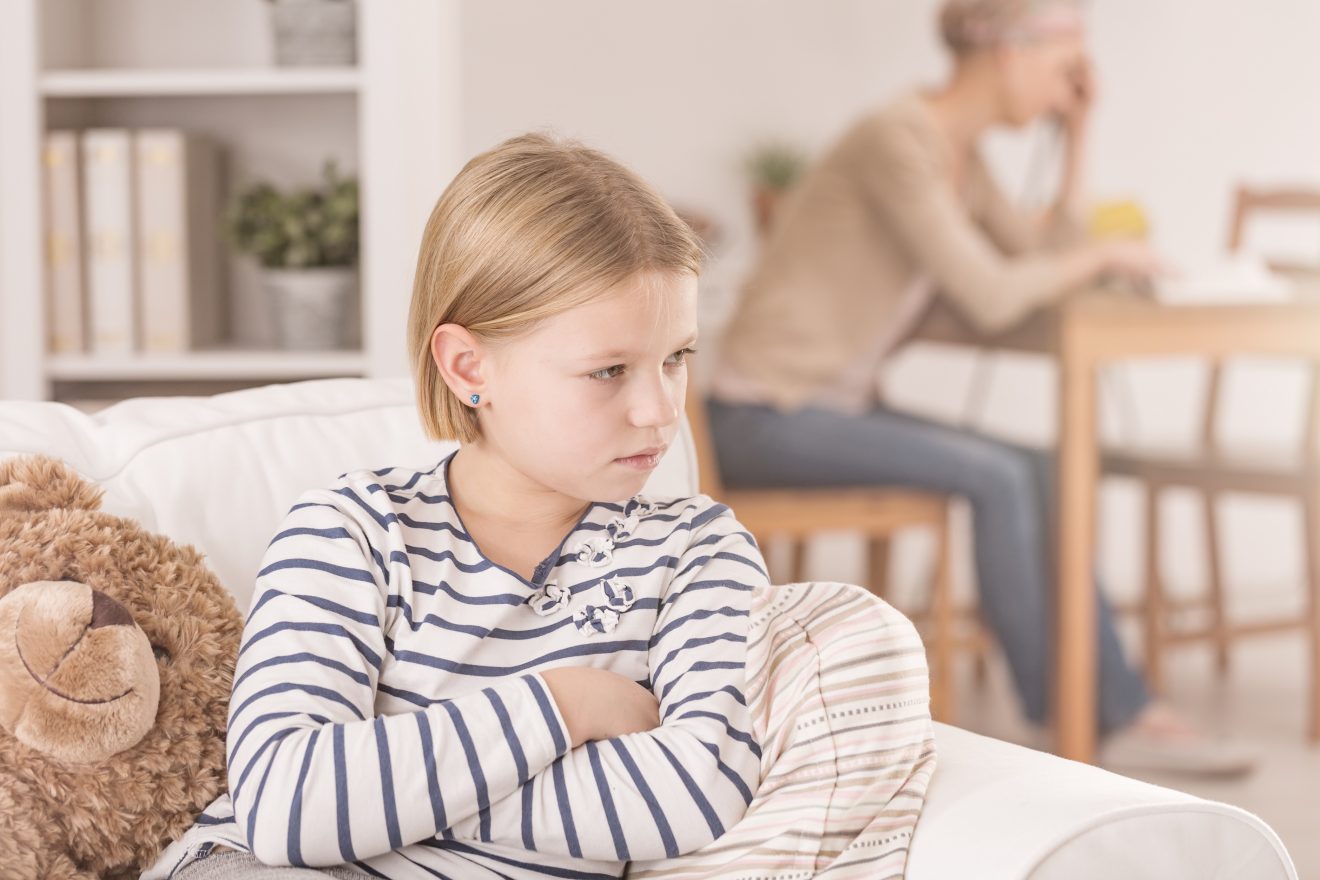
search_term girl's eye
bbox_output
[588,348,696,382]
[666,347,697,366]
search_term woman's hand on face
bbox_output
[541,666,661,748]
[1061,56,1096,133]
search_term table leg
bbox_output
[1057,323,1099,762]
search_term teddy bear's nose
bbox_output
[89,589,133,630]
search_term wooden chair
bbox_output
[685,387,978,721]
[1104,186,1320,740]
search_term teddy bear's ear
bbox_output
[0,455,103,514]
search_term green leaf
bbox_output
[225,162,360,270]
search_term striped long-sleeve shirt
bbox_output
[145,450,768,879]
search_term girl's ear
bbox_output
[431,323,488,402]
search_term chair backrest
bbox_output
[684,384,726,497]
[0,378,700,610]
[1211,186,1320,458]
[1227,186,1320,264]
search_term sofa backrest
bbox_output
[0,378,699,611]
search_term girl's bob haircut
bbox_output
[407,132,705,444]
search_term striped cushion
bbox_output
[627,581,937,879]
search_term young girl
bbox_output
[147,134,768,879]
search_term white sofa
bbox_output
[0,377,1297,879]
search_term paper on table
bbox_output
[1154,254,1295,305]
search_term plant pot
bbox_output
[262,267,357,350]
[269,0,357,67]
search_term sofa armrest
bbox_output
[907,723,1295,879]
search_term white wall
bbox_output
[458,0,1320,607]
[462,0,1320,285]
[1088,0,1320,268]
[461,0,946,312]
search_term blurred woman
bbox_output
[709,0,1252,774]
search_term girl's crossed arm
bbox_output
[226,487,578,868]
[449,503,768,861]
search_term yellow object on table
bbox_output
[1089,199,1150,239]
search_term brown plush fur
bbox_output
[0,456,243,879]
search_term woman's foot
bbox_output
[1099,702,1259,777]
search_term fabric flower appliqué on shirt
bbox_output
[573,577,636,638]
[575,535,614,568]
[607,513,641,543]
[574,603,620,637]
[623,496,654,517]
[624,495,658,519]
[602,576,636,611]
[574,494,655,568]
[526,581,571,617]
[564,496,654,636]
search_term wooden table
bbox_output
[912,291,1320,762]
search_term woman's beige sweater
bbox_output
[715,93,1084,414]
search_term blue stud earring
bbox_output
[469,393,481,406]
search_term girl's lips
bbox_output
[614,448,664,470]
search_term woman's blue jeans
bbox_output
[707,398,1149,735]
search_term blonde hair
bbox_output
[407,132,704,444]
[939,0,1083,55]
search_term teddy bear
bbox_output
[0,455,243,880]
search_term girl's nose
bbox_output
[628,371,681,428]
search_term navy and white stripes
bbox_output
[145,451,767,879]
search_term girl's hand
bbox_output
[541,666,660,748]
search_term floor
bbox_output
[950,630,1319,877]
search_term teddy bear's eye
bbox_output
[152,644,172,663]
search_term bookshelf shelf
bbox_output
[47,350,369,382]
[41,67,362,98]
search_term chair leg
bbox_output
[868,534,892,600]
[751,532,775,580]
[971,613,990,685]
[788,537,807,584]
[929,516,955,724]
[1304,490,1320,742]
[1202,491,1232,676]
[1144,484,1166,695]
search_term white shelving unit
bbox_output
[0,0,463,401]
[40,67,363,98]
[47,350,369,382]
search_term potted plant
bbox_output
[265,0,357,67]
[225,161,359,350]
[744,142,807,238]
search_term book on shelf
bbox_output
[133,129,225,352]
[81,129,136,355]
[43,130,85,354]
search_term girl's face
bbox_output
[478,270,698,504]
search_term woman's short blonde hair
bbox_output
[407,132,704,444]
[939,0,1083,55]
